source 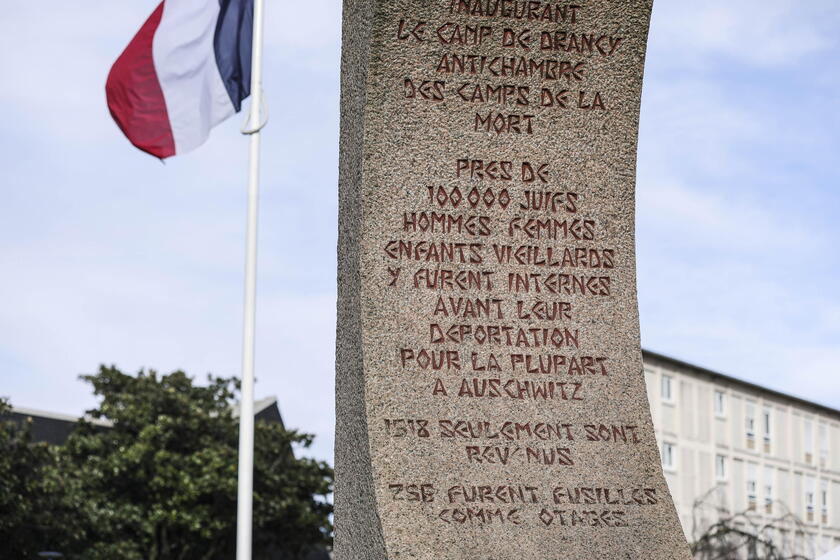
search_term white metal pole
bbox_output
[236,0,266,558]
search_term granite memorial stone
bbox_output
[335,0,690,557]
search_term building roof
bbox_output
[8,396,287,446]
[6,407,112,446]
[231,396,280,418]
[231,396,288,431]
[643,349,840,420]
[11,405,113,427]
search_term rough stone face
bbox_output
[335,0,690,558]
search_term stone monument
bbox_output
[335,0,690,558]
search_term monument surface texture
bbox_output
[336,0,690,558]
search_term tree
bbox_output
[690,486,811,560]
[55,366,332,560]
[0,399,75,557]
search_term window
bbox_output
[763,408,772,452]
[714,390,726,417]
[746,463,758,510]
[805,420,814,463]
[819,425,829,468]
[764,466,774,513]
[821,480,829,524]
[661,375,673,402]
[662,442,675,471]
[715,454,727,481]
[806,477,816,522]
[747,463,758,507]
[745,402,756,449]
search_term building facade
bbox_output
[644,350,840,558]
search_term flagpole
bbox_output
[237,0,266,557]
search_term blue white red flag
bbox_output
[106,0,253,158]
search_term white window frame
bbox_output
[819,424,829,465]
[764,466,773,507]
[661,375,673,403]
[662,442,676,471]
[763,408,772,443]
[806,477,817,515]
[715,454,727,482]
[745,402,756,440]
[747,479,757,505]
[747,463,758,506]
[714,390,726,417]
[821,480,829,517]
[805,419,815,462]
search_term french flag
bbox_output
[106,0,253,159]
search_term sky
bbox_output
[0,0,838,464]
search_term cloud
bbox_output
[0,2,344,465]
[0,237,337,458]
[257,292,337,460]
[637,0,840,419]
[0,3,156,143]
[1,0,839,469]
[638,179,818,255]
[264,0,341,50]
[650,0,837,68]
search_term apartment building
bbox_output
[644,350,840,558]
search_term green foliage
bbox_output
[0,399,72,557]
[1,367,333,560]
